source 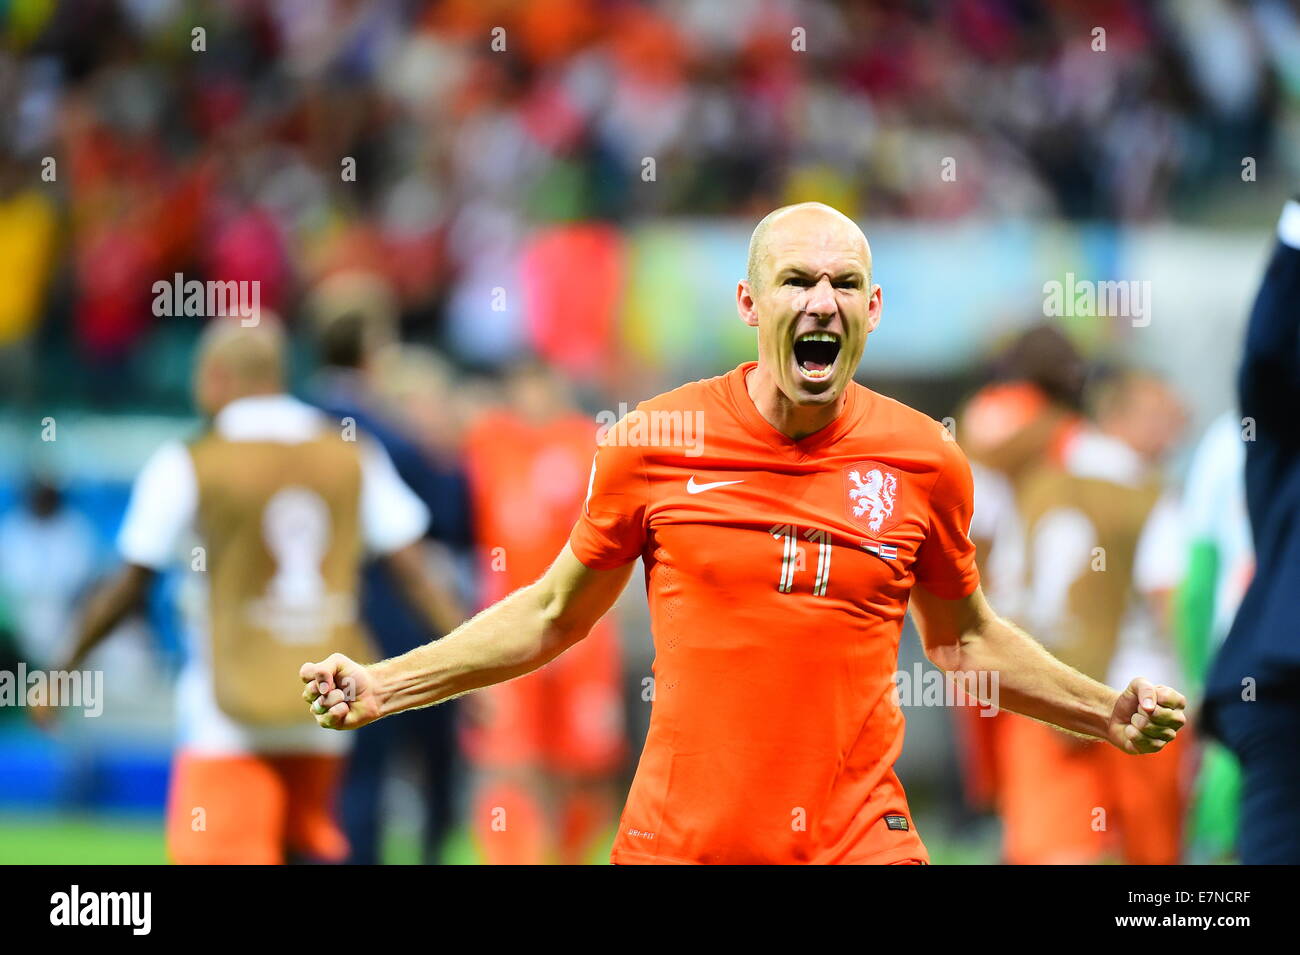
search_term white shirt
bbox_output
[116,393,430,755]
[0,507,98,664]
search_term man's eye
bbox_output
[785,277,812,287]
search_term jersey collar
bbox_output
[214,393,326,442]
[725,361,866,459]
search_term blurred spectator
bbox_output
[2,0,1297,406]
[0,151,58,399]
[0,478,97,669]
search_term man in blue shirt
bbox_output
[1203,197,1300,864]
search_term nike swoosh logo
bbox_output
[687,476,745,494]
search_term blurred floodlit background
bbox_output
[1,0,1297,863]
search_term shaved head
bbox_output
[746,202,871,290]
[194,318,286,415]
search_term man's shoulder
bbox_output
[594,370,735,467]
[603,370,731,436]
[635,368,734,416]
[851,382,956,455]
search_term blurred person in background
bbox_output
[963,325,1090,488]
[0,478,98,670]
[950,325,1087,819]
[7,475,162,758]
[55,319,462,864]
[1175,410,1251,863]
[993,367,1190,864]
[461,356,625,864]
[1202,197,1300,865]
[304,273,473,865]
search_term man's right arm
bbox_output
[301,542,634,729]
[61,564,155,671]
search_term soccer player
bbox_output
[60,319,463,865]
[302,202,1189,865]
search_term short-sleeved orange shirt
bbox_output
[570,362,980,864]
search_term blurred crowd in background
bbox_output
[2,0,1300,408]
[1,0,1297,863]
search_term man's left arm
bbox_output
[910,584,1188,754]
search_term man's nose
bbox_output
[801,277,838,317]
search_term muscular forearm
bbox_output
[942,615,1118,740]
[370,578,575,716]
[305,545,633,731]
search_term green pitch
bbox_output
[0,814,613,865]
[0,813,988,864]
[0,814,167,864]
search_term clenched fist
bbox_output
[300,653,383,730]
[1107,677,1188,755]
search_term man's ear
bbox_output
[737,280,760,328]
[866,284,883,334]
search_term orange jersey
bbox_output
[570,361,980,864]
[465,408,601,595]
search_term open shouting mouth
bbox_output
[793,331,842,382]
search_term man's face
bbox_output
[739,211,881,407]
[1122,379,1188,464]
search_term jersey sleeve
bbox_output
[568,412,651,569]
[912,439,982,600]
[117,440,199,570]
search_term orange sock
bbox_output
[476,780,546,865]
[558,787,606,865]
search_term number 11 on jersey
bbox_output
[770,524,832,596]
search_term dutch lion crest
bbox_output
[847,466,898,534]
